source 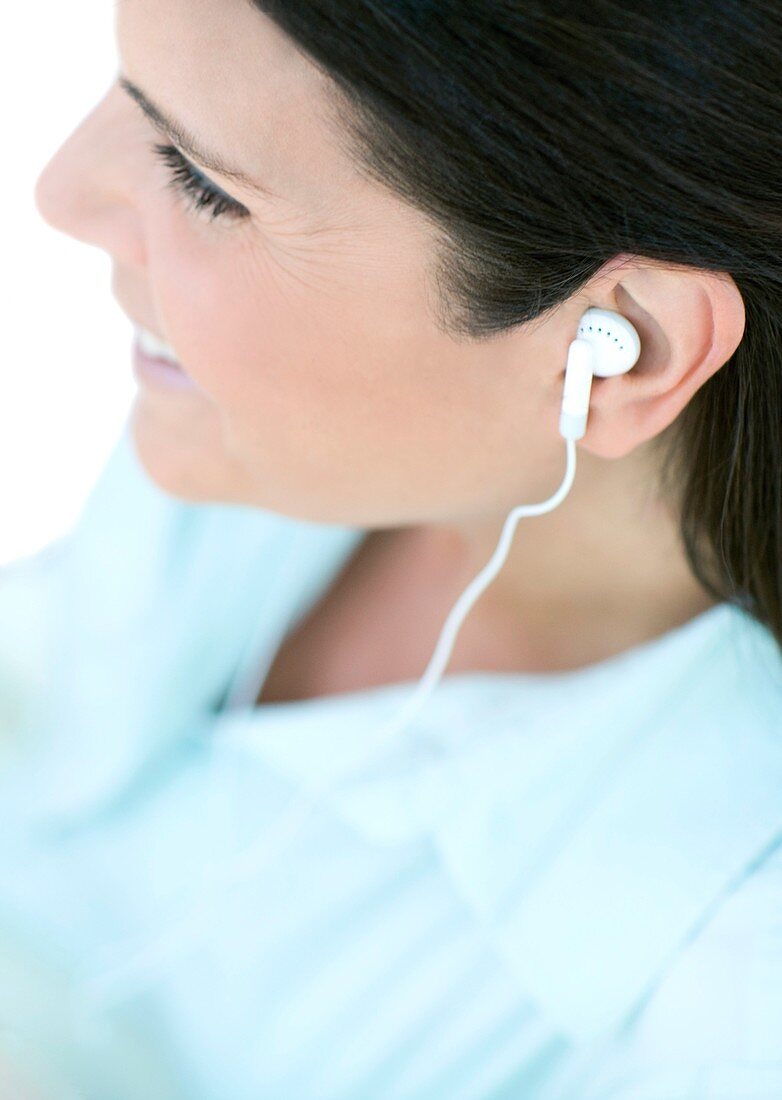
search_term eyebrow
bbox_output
[118,74,280,201]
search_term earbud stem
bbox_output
[559,339,594,441]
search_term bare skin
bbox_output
[33,0,745,702]
[255,517,719,705]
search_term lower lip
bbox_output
[132,338,199,392]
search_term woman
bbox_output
[1,0,780,1097]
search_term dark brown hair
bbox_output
[256,0,782,651]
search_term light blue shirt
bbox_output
[0,423,781,1100]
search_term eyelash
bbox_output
[150,142,249,224]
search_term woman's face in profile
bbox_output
[33,0,567,527]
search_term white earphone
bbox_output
[559,307,642,441]
[77,307,644,1010]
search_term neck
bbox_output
[409,443,720,674]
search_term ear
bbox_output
[576,259,746,460]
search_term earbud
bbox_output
[558,307,641,441]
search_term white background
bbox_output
[0,2,137,567]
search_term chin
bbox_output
[127,410,213,503]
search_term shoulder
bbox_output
[568,829,782,1099]
[626,834,782,1060]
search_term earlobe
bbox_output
[577,268,746,461]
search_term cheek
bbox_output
[152,227,385,442]
[154,227,316,387]
[144,220,558,525]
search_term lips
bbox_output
[132,337,198,392]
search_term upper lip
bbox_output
[117,302,167,344]
[132,318,167,343]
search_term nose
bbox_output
[33,80,147,269]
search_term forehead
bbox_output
[115,0,356,206]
